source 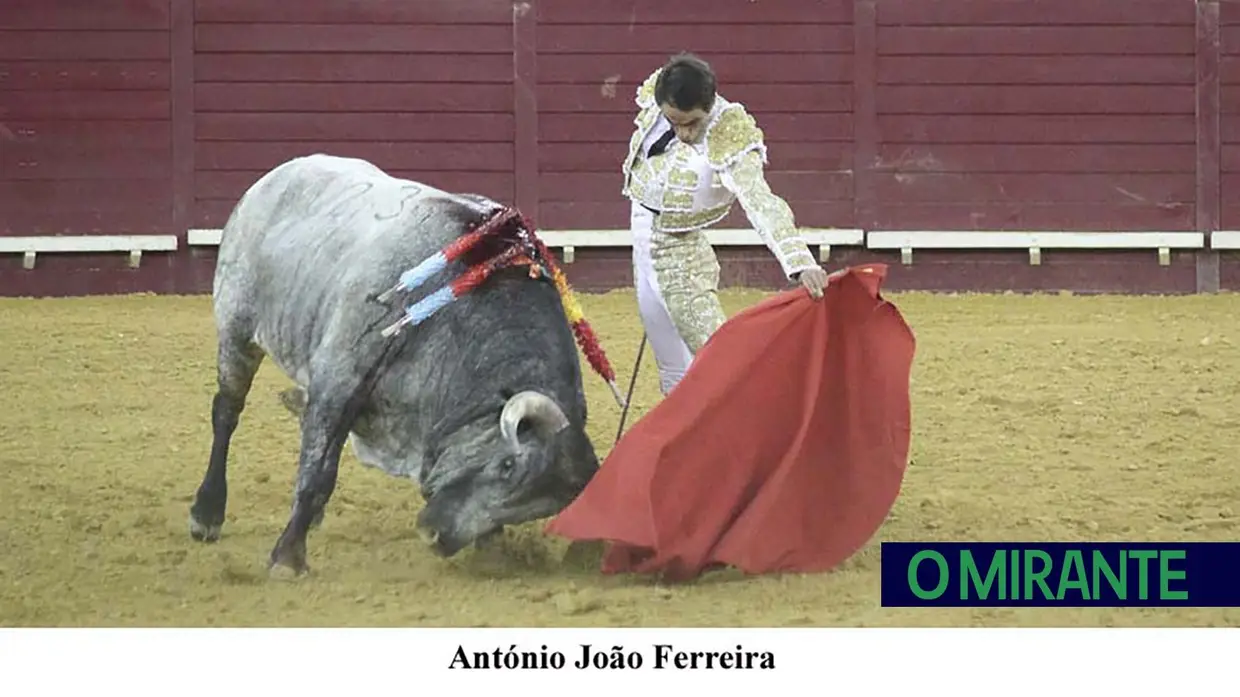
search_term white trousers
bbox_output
[630,203,697,395]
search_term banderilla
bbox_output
[614,332,647,445]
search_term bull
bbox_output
[186,153,601,575]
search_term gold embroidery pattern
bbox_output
[660,189,695,212]
[620,73,662,197]
[621,109,660,197]
[718,148,818,279]
[656,204,732,233]
[666,166,699,189]
[635,69,660,109]
[705,104,767,171]
[625,153,656,202]
[777,236,810,254]
[649,229,726,353]
[627,145,684,209]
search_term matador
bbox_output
[621,52,832,395]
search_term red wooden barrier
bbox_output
[0,0,1232,296]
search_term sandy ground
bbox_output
[1,286,1238,627]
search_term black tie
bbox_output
[647,128,676,158]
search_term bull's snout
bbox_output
[427,530,471,557]
[415,512,470,558]
[417,526,440,547]
[417,524,459,557]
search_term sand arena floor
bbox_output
[1,287,1238,627]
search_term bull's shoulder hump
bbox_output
[262,154,437,192]
[228,154,500,258]
[246,154,494,217]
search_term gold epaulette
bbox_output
[705,104,767,171]
[635,68,660,108]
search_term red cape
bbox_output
[545,264,916,582]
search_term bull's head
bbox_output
[416,390,597,557]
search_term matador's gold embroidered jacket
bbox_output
[621,69,820,280]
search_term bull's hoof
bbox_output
[188,512,222,543]
[268,539,310,578]
[267,562,308,581]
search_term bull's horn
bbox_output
[499,391,569,449]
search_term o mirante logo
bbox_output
[880,542,1240,607]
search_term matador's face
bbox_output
[660,103,710,145]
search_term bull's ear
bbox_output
[277,387,307,417]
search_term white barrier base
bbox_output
[0,234,179,269]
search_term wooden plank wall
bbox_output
[869,0,1198,232]
[0,0,1234,296]
[191,0,516,229]
[1219,1,1240,230]
[0,0,173,235]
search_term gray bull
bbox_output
[187,154,601,575]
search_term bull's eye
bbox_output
[499,456,516,476]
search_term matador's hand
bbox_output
[798,267,849,299]
[797,267,830,299]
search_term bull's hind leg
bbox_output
[267,379,368,576]
[189,335,264,542]
[275,385,327,530]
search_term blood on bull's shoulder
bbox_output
[186,153,600,576]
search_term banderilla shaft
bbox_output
[614,332,647,445]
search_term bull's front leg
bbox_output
[267,390,355,576]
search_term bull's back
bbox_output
[218,155,439,265]
[210,154,502,372]
[214,154,494,298]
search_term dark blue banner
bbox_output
[880,542,1240,607]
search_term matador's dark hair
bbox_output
[654,52,717,112]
